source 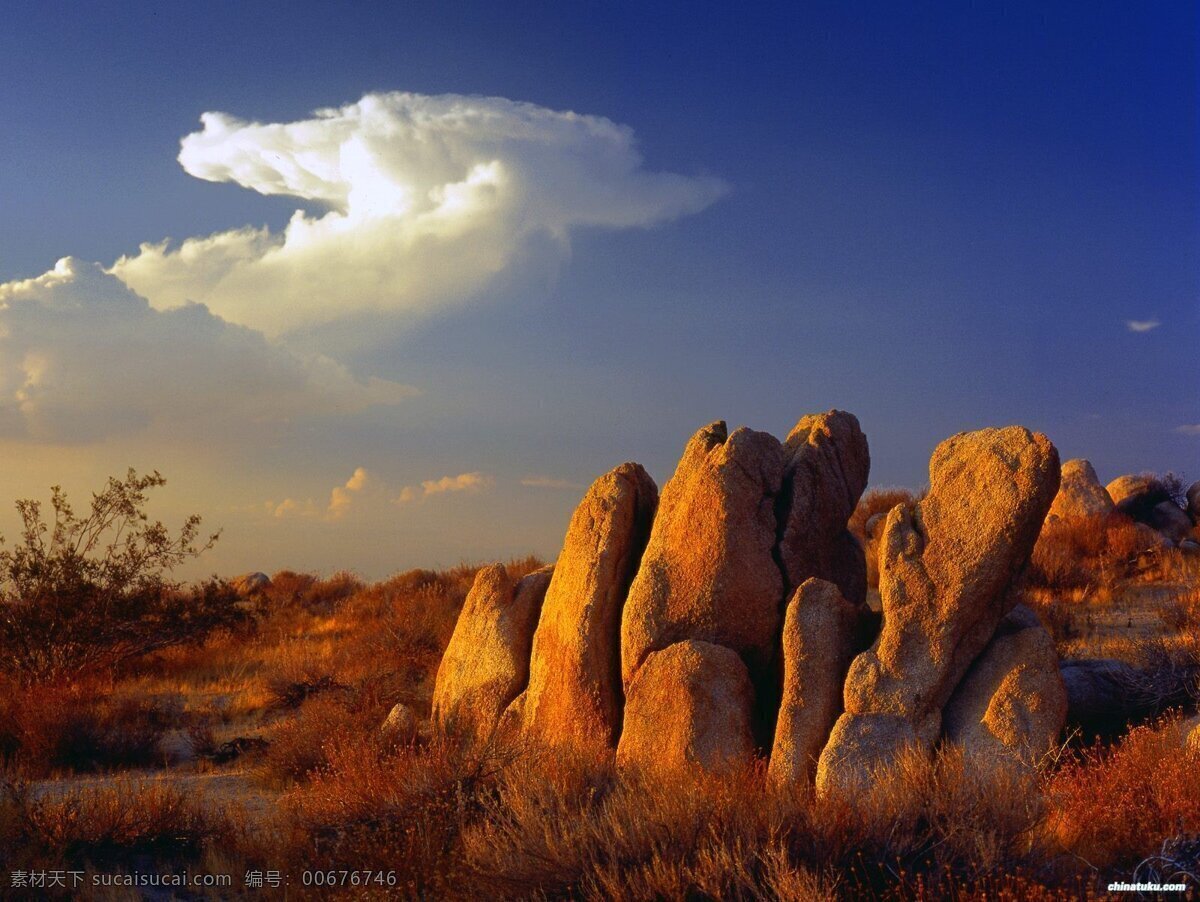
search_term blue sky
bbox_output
[0,1,1195,578]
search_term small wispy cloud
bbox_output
[1126,318,1161,333]
[268,466,373,521]
[520,475,586,490]
[1175,424,1200,436]
[327,467,370,520]
[395,471,493,504]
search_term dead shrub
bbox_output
[1045,716,1200,871]
[0,779,230,874]
[0,681,180,777]
[1030,514,1164,591]
[258,695,375,785]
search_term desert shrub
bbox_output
[0,470,243,682]
[1045,716,1200,870]
[262,569,363,612]
[241,735,513,897]
[258,695,375,785]
[1029,514,1163,591]
[0,681,183,777]
[0,779,230,874]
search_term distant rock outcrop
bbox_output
[517,463,658,755]
[620,422,785,691]
[1046,459,1113,522]
[232,572,271,595]
[942,605,1067,765]
[1148,501,1193,545]
[616,639,755,776]
[777,411,871,606]
[432,564,553,741]
[769,578,860,784]
[817,426,1060,794]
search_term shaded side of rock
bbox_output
[432,563,553,740]
[942,605,1067,765]
[1061,658,1160,738]
[616,639,755,776]
[777,410,871,606]
[1106,474,1172,522]
[769,578,860,784]
[620,421,784,690]
[817,426,1060,794]
[1046,459,1114,522]
[1148,501,1193,545]
[1188,481,1200,525]
[519,463,658,755]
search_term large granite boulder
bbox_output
[769,578,860,784]
[1188,481,1200,525]
[942,605,1067,765]
[620,422,785,691]
[816,426,1060,794]
[616,639,755,776]
[1046,459,1114,522]
[777,410,871,606]
[517,463,658,755]
[432,564,553,740]
[1106,474,1172,522]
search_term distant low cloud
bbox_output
[520,475,586,490]
[1126,319,1161,333]
[396,471,493,504]
[110,91,726,336]
[0,260,412,443]
[327,467,370,520]
[1175,424,1200,436]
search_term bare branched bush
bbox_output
[0,470,244,681]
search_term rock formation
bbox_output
[232,571,271,595]
[1148,501,1193,545]
[816,426,1060,794]
[616,639,755,775]
[516,463,658,755]
[1106,474,1172,520]
[777,410,871,606]
[432,563,553,740]
[769,578,860,783]
[380,702,418,746]
[1185,714,1200,754]
[1061,658,1153,738]
[1046,459,1114,522]
[620,422,785,691]
[1188,481,1200,524]
[942,605,1067,765]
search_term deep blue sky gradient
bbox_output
[1,1,1196,495]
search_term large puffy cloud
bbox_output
[0,259,413,442]
[110,92,726,335]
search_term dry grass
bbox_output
[0,778,232,875]
[1,554,1197,896]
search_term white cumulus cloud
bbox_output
[0,260,413,443]
[110,91,726,335]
